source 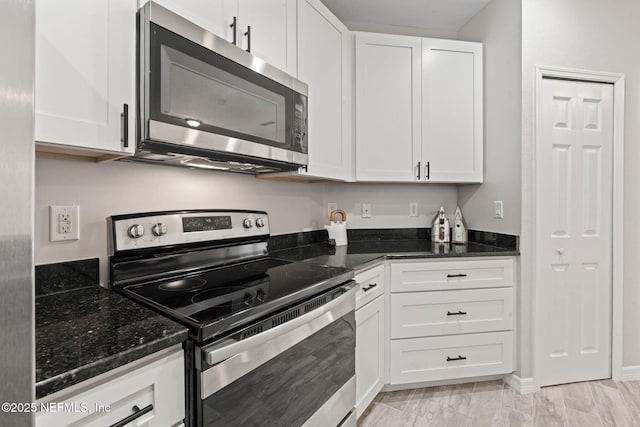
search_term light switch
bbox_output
[494,201,504,219]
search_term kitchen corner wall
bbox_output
[35,158,458,284]
[456,0,522,236]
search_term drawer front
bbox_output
[390,287,513,338]
[391,258,514,292]
[355,264,385,309]
[389,331,513,385]
[36,349,185,427]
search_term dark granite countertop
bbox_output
[35,259,188,399]
[271,231,519,271]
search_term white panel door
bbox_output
[35,0,135,154]
[297,0,350,180]
[355,33,422,181]
[153,0,238,44]
[538,78,613,386]
[422,39,482,183]
[238,0,297,76]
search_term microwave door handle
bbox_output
[244,25,251,52]
[200,285,355,398]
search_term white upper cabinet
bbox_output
[155,0,297,78]
[422,39,483,182]
[296,0,351,180]
[355,32,483,183]
[153,0,237,43]
[355,33,422,182]
[35,0,136,156]
[238,0,297,76]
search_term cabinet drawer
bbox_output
[355,264,385,309]
[389,331,513,384]
[36,348,184,427]
[390,258,514,292]
[390,287,513,338]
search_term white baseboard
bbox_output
[503,374,537,394]
[621,366,640,381]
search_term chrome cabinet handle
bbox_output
[110,404,153,427]
[446,355,467,362]
[244,25,251,52]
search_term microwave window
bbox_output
[160,45,286,144]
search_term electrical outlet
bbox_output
[494,201,504,219]
[327,202,338,218]
[362,203,372,218]
[50,205,80,242]
[409,202,418,217]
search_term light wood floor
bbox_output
[358,379,640,427]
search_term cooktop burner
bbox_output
[159,278,206,291]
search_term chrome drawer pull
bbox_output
[446,355,467,362]
[446,310,467,316]
[447,273,468,278]
[362,283,378,292]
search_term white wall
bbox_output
[521,0,640,374]
[324,183,458,229]
[35,158,327,283]
[457,0,522,236]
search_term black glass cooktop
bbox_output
[121,257,353,341]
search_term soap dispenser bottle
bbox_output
[431,206,450,243]
[452,206,468,244]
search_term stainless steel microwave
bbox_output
[133,2,308,173]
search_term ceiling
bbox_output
[319,0,492,34]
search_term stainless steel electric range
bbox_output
[108,210,356,427]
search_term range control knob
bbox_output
[256,218,266,228]
[152,223,168,237]
[243,218,253,229]
[128,224,145,239]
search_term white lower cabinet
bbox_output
[388,257,515,386]
[389,331,513,384]
[36,347,185,427]
[355,265,385,417]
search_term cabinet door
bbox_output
[422,39,483,182]
[355,33,422,181]
[238,0,297,76]
[153,0,238,44]
[297,0,350,181]
[35,0,135,154]
[356,295,384,417]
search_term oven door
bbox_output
[195,285,356,427]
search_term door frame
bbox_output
[532,66,625,389]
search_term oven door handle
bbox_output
[200,284,356,398]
